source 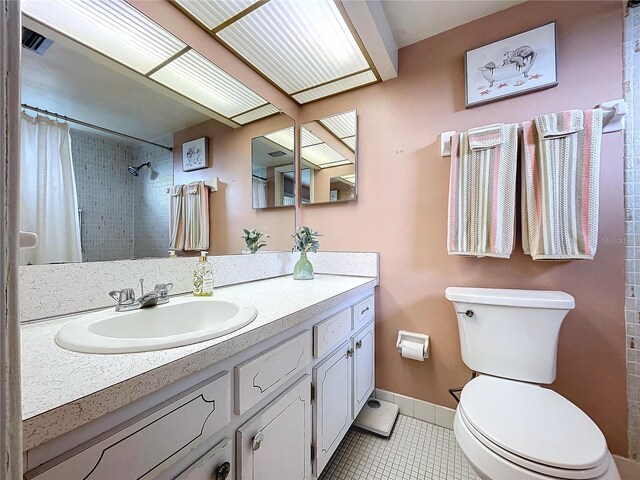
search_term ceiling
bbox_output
[173,0,380,105]
[20,0,280,128]
[21,36,210,144]
[380,0,526,48]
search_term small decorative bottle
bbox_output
[193,251,214,296]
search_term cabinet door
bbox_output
[352,321,375,417]
[237,375,312,480]
[312,341,352,477]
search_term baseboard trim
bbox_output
[613,455,640,480]
[374,389,455,430]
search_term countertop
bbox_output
[21,274,377,451]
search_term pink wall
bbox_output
[173,114,296,254]
[299,1,627,454]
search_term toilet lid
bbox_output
[459,376,608,471]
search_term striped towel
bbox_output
[169,185,184,251]
[183,181,210,251]
[448,123,518,258]
[521,109,603,260]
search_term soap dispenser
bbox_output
[193,251,214,296]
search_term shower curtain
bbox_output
[20,114,82,264]
[253,177,267,208]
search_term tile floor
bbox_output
[319,415,479,480]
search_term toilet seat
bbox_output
[458,376,610,479]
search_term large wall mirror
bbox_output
[19,12,295,265]
[300,110,357,205]
[251,126,295,208]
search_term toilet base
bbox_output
[454,411,621,480]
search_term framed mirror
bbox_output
[251,125,295,208]
[300,110,357,205]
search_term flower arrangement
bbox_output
[292,226,321,253]
[241,228,270,254]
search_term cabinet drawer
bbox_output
[235,330,312,415]
[313,308,352,359]
[175,438,233,480]
[27,371,231,480]
[353,295,375,328]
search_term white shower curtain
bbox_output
[20,114,82,264]
[253,177,267,208]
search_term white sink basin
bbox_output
[56,296,258,354]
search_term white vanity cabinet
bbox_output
[237,375,312,480]
[312,341,353,476]
[312,317,375,477]
[24,289,376,480]
[352,320,375,415]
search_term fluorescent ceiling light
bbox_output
[319,110,356,139]
[265,126,295,151]
[301,141,350,169]
[21,0,187,74]
[293,70,376,104]
[217,0,370,94]
[233,104,279,125]
[175,0,259,30]
[150,49,269,118]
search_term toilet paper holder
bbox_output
[396,330,430,360]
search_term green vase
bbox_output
[293,251,314,280]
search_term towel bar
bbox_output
[439,99,626,157]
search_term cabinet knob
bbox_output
[356,340,363,349]
[361,306,370,315]
[214,461,231,480]
[346,348,354,358]
[252,432,264,451]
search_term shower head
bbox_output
[128,162,151,176]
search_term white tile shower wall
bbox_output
[624,6,640,461]
[132,134,173,259]
[70,130,135,262]
[19,251,379,322]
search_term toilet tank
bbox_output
[445,287,575,384]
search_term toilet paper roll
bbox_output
[400,339,424,361]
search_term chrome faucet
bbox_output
[109,279,173,312]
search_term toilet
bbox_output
[445,287,620,480]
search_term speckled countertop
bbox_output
[21,274,377,451]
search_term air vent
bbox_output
[21,27,53,55]
[268,151,286,157]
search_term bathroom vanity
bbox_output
[20,273,377,480]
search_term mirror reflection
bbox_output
[251,126,296,208]
[300,110,357,204]
[19,19,294,265]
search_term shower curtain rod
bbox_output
[21,103,174,152]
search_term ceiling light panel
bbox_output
[302,143,349,169]
[232,103,279,125]
[301,127,323,148]
[21,0,186,74]
[174,0,258,30]
[342,136,356,150]
[150,49,268,118]
[265,127,295,151]
[319,110,356,139]
[217,0,370,94]
[293,70,376,103]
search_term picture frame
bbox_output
[465,22,557,108]
[182,137,208,172]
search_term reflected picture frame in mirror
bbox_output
[300,109,357,205]
[251,123,296,209]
